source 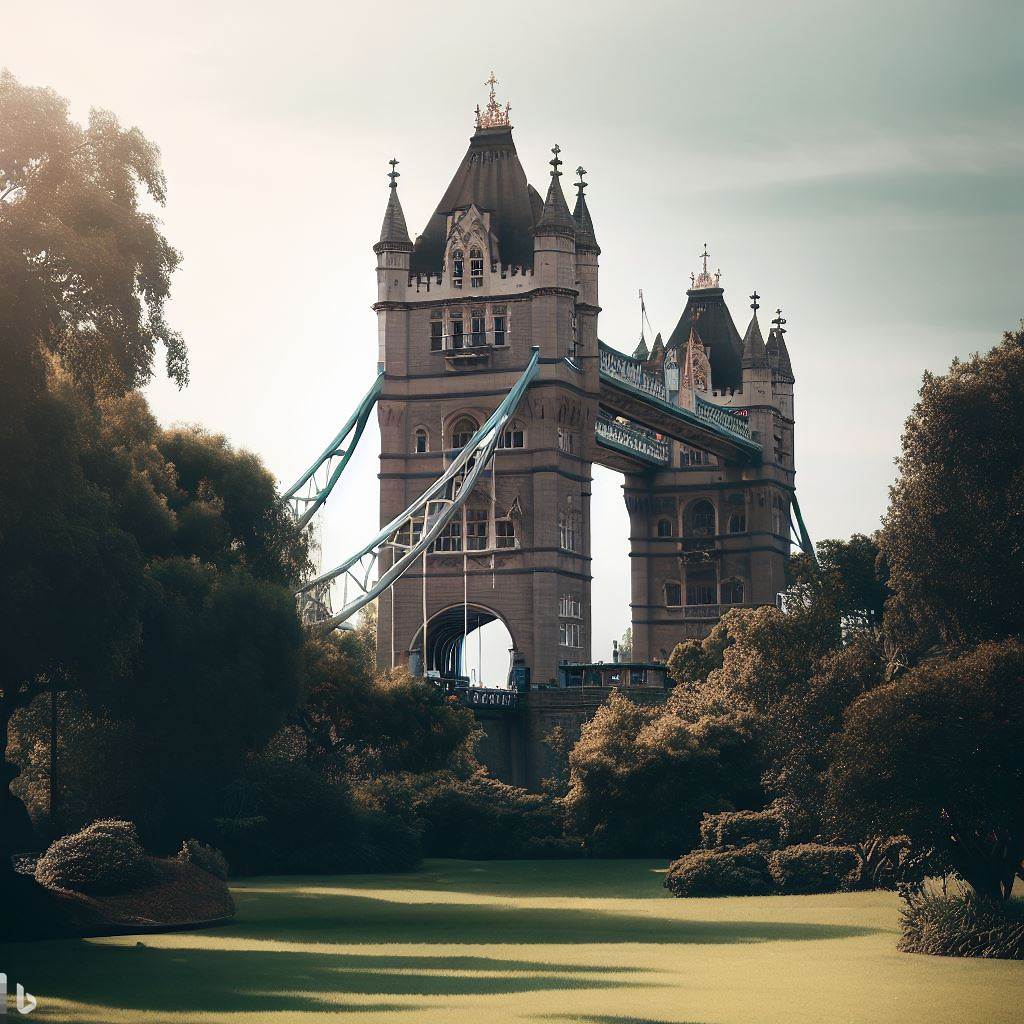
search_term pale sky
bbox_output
[8,0,1022,669]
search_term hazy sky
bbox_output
[8,0,1022,665]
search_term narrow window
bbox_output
[728,511,746,534]
[469,247,484,288]
[471,308,486,347]
[450,312,464,349]
[449,416,477,450]
[721,578,744,605]
[413,428,429,454]
[434,519,462,552]
[495,518,516,548]
[465,508,488,551]
[500,421,524,448]
[430,309,444,351]
[451,249,464,288]
[493,304,507,346]
[657,518,673,538]
[559,621,582,648]
[686,568,717,607]
[687,499,716,538]
[664,581,682,607]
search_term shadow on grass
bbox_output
[226,889,881,946]
[13,947,646,1015]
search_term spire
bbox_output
[475,71,512,131]
[741,290,769,368]
[374,157,413,253]
[633,335,649,360]
[534,144,577,238]
[650,331,665,362]
[572,166,600,253]
[766,307,794,380]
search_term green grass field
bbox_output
[2,859,1021,1023]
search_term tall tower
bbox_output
[626,252,796,661]
[373,79,601,688]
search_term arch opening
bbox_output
[410,604,515,688]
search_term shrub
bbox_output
[699,810,786,850]
[35,819,156,895]
[664,847,773,897]
[849,835,931,890]
[898,887,1024,959]
[214,757,421,876]
[768,843,858,894]
[415,770,576,859]
[176,839,230,881]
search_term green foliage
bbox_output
[849,835,930,891]
[664,847,773,897]
[0,70,187,404]
[34,819,155,894]
[898,887,1024,959]
[768,843,859,894]
[215,757,421,876]
[540,724,571,797]
[176,839,229,881]
[881,325,1024,659]
[699,810,787,850]
[564,690,762,857]
[415,770,574,859]
[829,639,1024,901]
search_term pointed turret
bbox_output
[633,335,649,360]
[766,308,795,382]
[374,158,413,254]
[572,166,600,254]
[534,144,577,238]
[650,332,665,364]
[741,294,769,369]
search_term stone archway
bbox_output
[411,603,516,687]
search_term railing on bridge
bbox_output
[595,416,670,465]
[598,342,753,445]
[599,344,668,402]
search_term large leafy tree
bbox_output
[829,640,1024,900]
[880,324,1024,661]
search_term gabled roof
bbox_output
[666,288,744,391]
[410,126,538,274]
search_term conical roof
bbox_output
[666,289,744,391]
[633,335,649,360]
[741,313,769,368]
[410,126,539,274]
[766,327,795,381]
[375,185,413,252]
[534,162,576,237]
[572,189,599,253]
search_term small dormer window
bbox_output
[452,249,464,288]
[470,247,484,288]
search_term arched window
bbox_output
[657,518,673,538]
[686,499,716,538]
[499,419,525,449]
[721,578,744,605]
[451,249,464,288]
[449,416,478,450]
[686,567,718,607]
[727,511,746,534]
[664,581,682,607]
[469,247,484,287]
[413,428,429,454]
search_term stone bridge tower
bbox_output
[372,81,602,688]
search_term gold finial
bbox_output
[475,71,511,130]
[692,243,720,289]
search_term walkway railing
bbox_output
[599,345,668,402]
[595,416,670,465]
[694,394,752,441]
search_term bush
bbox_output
[176,839,230,881]
[899,887,1024,959]
[768,843,858,894]
[699,810,786,850]
[415,770,576,859]
[215,757,421,876]
[664,847,773,897]
[35,819,156,895]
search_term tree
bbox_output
[0,70,187,406]
[616,627,632,662]
[564,690,761,857]
[880,324,1024,660]
[829,640,1024,900]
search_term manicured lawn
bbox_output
[2,859,1020,1023]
